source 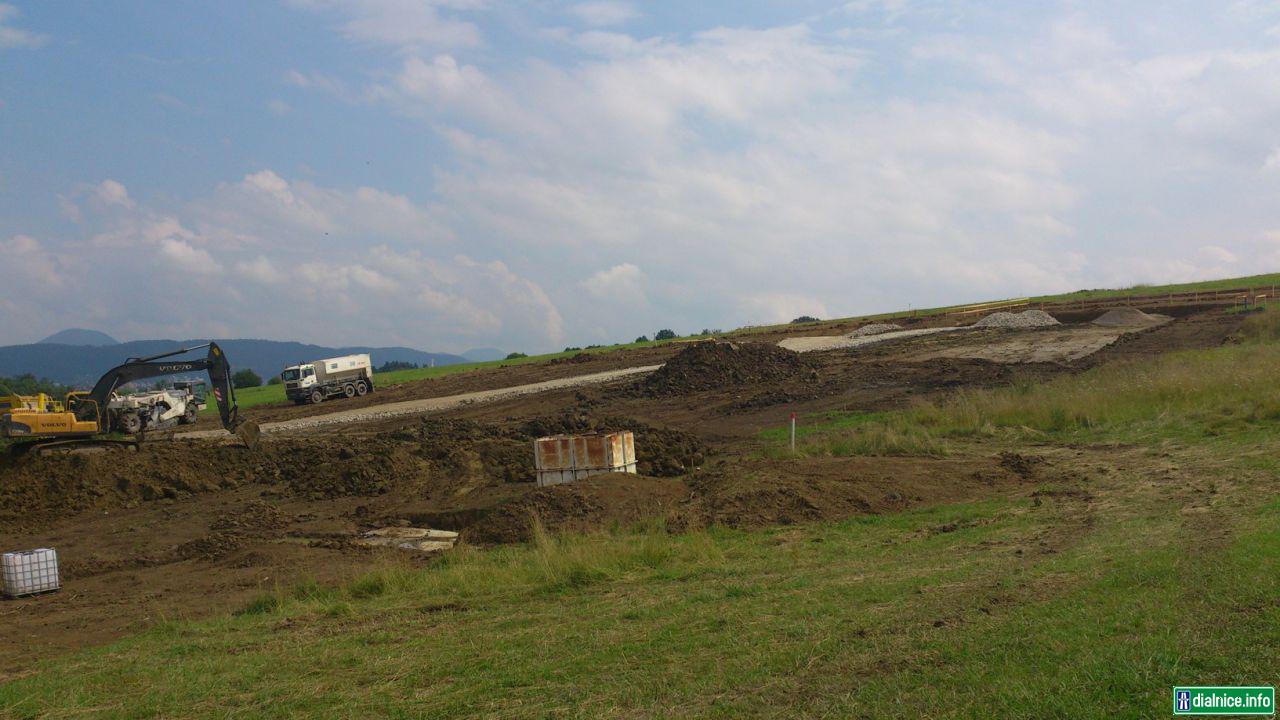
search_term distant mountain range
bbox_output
[0,332,491,387]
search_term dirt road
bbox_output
[181,364,664,438]
[777,326,964,353]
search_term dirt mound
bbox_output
[519,415,709,477]
[394,415,707,483]
[210,500,290,537]
[467,453,1049,544]
[464,474,690,544]
[1092,307,1166,327]
[0,439,424,524]
[0,411,710,528]
[637,341,817,397]
[672,455,1032,532]
[392,417,536,484]
[0,447,240,526]
[173,532,249,562]
[974,310,1061,328]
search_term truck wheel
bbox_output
[310,389,324,404]
[343,383,356,398]
[119,412,143,435]
[355,381,368,396]
[181,405,197,424]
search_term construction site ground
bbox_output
[0,305,1245,677]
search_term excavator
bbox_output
[0,342,259,455]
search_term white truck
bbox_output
[281,354,375,404]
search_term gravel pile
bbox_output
[846,323,903,338]
[1092,307,1166,327]
[973,309,1061,329]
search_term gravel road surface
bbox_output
[777,326,964,353]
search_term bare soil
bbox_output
[0,306,1246,676]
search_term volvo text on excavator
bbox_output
[0,342,259,454]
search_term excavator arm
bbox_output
[75,342,251,441]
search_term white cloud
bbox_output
[582,263,646,304]
[360,24,1086,328]
[743,293,828,325]
[1265,147,1280,172]
[3,233,42,257]
[1,235,68,291]
[12,170,565,350]
[569,2,638,27]
[159,238,222,275]
[94,179,135,209]
[1199,245,1239,265]
[0,3,47,49]
[235,256,284,284]
[389,55,501,114]
[89,212,199,250]
[283,69,350,99]
[288,0,483,52]
[57,195,81,223]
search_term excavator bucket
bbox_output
[235,420,261,450]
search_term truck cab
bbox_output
[281,364,317,394]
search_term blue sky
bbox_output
[3,1,1280,353]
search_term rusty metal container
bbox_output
[533,431,636,487]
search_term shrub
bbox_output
[267,376,282,386]
[791,315,820,324]
[635,335,650,343]
[0,373,72,397]
[377,360,418,373]
[231,369,262,389]
[505,352,528,360]
[654,329,677,341]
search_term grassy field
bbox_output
[2,458,1275,717]
[5,316,1279,717]
[1030,271,1280,303]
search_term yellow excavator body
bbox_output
[0,392,100,438]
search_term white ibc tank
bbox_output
[2,548,60,598]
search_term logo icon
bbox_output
[1177,691,1192,712]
